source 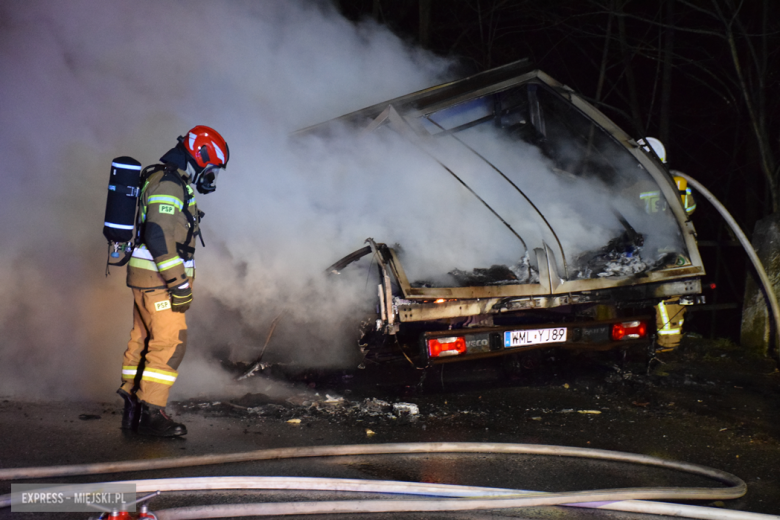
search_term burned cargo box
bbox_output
[303,59,703,367]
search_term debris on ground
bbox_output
[392,402,419,416]
[360,398,391,415]
[177,393,425,426]
[324,394,345,405]
[176,335,778,439]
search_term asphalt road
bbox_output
[1,338,778,519]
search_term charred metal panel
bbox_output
[294,59,535,137]
[568,278,702,305]
[396,278,699,323]
[326,246,372,274]
[398,298,503,322]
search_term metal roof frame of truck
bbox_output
[298,59,704,316]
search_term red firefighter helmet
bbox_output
[182,125,229,169]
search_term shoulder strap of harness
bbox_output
[140,163,165,187]
[160,163,199,258]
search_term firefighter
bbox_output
[117,126,229,436]
[655,173,695,351]
[640,137,696,351]
[656,297,686,351]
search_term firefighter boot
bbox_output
[138,402,187,437]
[117,389,140,431]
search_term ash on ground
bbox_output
[176,390,424,427]
[177,336,776,433]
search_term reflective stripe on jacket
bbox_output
[127,166,199,289]
[681,187,697,216]
[656,300,683,336]
[129,246,195,278]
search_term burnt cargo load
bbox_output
[300,59,704,367]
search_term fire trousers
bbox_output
[120,287,187,407]
[656,298,685,350]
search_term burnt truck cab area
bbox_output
[328,239,699,366]
[305,59,704,368]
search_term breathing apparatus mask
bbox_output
[194,163,223,194]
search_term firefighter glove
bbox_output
[170,282,193,313]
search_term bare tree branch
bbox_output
[713,0,778,211]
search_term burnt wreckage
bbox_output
[299,59,704,367]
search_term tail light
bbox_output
[612,321,648,341]
[427,336,467,358]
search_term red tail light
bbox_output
[612,321,648,341]
[427,336,467,358]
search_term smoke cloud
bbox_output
[0,0,452,401]
[0,0,683,403]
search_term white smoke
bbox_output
[0,0,452,401]
[0,0,683,403]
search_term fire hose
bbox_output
[678,173,780,359]
[1,442,777,519]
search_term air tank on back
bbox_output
[104,156,142,263]
[104,156,141,242]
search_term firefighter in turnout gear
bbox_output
[117,126,229,437]
[639,138,696,352]
[656,297,686,351]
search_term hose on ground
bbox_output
[2,474,773,519]
[154,495,778,520]
[0,442,753,518]
[28,475,777,520]
[0,442,746,495]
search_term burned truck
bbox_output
[299,59,703,369]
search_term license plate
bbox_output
[504,327,567,348]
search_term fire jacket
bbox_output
[672,173,697,217]
[127,165,199,289]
